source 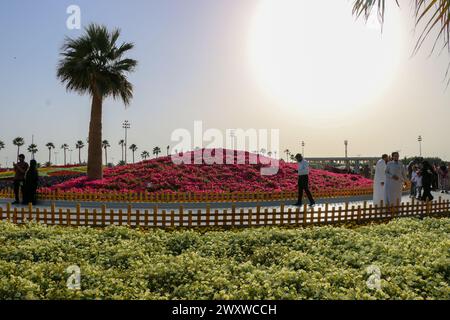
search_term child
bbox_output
[412,169,423,200]
[410,166,418,198]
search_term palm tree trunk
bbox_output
[48,148,51,164]
[133,151,135,164]
[79,149,81,165]
[87,92,103,180]
[105,148,108,166]
[121,146,124,162]
[17,146,19,162]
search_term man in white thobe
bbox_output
[373,154,388,206]
[385,152,408,205]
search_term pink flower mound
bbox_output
[49,149,373,193]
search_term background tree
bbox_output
[119,139,125,163]
[153,146,161,158]
[27,144,38,160]
[0,140,5,153]
[141,151,150,160]
[13,137,25,161]
[57,24,137,180]
[75,140,85,165]
[61,144,69,166]
[46,143,55,165]
[166,145,170,156]
[102,140,110,166]
[129,144,138,163]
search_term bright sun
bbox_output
[248,0,405,125]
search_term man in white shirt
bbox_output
[373,154,388,206]
[294,154,316,207]
[385,152,408,205]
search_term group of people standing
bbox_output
[373,152,448,206]
[12,154,39,205]
[409,159,449,199]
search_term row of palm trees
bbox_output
[0,137,168,166]
[0,140,294,167]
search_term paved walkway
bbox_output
[1,192,449,213]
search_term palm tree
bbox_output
[46,143,55,164]
[0,140,5,152]
[75,140,85,165]
[153,146,161,158]
[166,145,170,156]
[57,24,137,180]
[129,144,138,163]
[353,1,450,58]
[119,139,125,162]
[260,148,267,155]
[27,144,38,160]
[141,151,150,160]
[61,144,69,166]
[13,137,25,161]
[102,140,110,166]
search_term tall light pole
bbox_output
[122,120,130,164]
[230,130,236,151]
[344,140,349,171]
[418,135,423,157]
[69,149,73,165]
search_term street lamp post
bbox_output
[344,140,349,171]
[230,130,236,151]
[69,149,73,165]
[418,135,423,157]
[122,120,131,164]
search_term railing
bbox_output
[0,187,376,203]
[0,197,447,229]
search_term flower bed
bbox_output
[0,217,448,299]
[49,149,373,194]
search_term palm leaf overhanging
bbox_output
[353,0,450,55]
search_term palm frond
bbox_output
[57,23,138,105]
[352,0,450,54]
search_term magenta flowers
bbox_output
[48,149,373,194]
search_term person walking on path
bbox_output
[294,154,315,207]
[421,161,434,202]
[12,154,29,205]
[373,154,388,206]
[385,152,408,206]
[23,159,39,205]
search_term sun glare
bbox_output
[248,0,405,125]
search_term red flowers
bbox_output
[49,149,373,193]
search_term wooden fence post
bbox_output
[28,203,33,222]
[179,206,184,227]
[127,204,132,226]
[76,204,81,226]
[206,205,211,227]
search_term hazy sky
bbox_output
[0,0,449,167]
